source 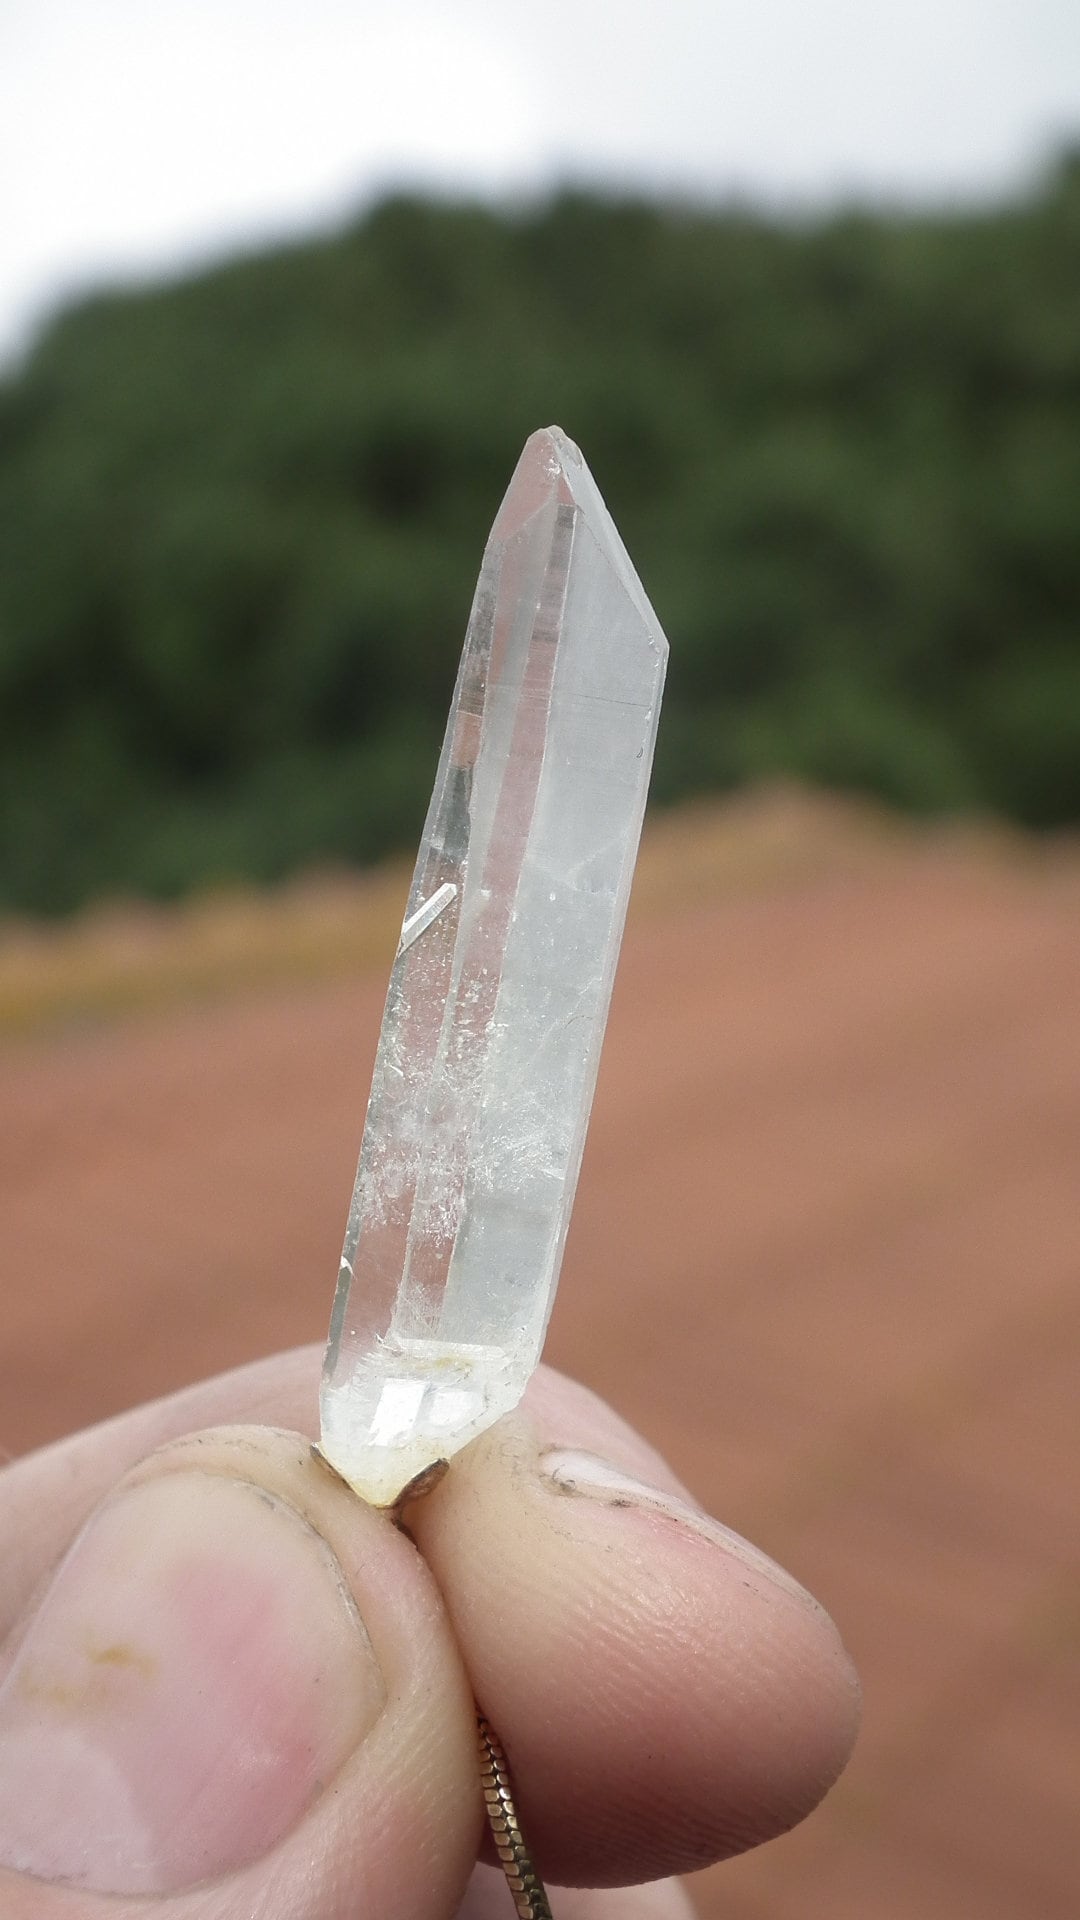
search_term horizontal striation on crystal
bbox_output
[320,426,668,1504]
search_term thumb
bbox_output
[0,1427,481,1919]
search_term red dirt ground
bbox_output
[2,796,1078,1918]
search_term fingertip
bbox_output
[410,1377,859,1887]
[0,1426,482,1918]
[136,1428,486,1914]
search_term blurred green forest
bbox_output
[2,160,1079,913]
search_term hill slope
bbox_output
[2,796,1078,1915]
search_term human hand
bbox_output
[0,1349,859,1918]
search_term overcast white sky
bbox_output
[2,0,1079,364]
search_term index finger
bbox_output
[411,1365,860,1888]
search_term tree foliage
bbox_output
[2,160,1079,911]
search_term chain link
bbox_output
[477,1716,554,1920]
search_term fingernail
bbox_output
[540,1448,817,1606]
[0,1471,386,1893]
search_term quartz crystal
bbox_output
[320,426,668,1504]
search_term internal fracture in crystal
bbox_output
[320,426,668,1505]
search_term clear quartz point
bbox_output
[319,425,668,1504]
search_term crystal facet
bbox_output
[320,426,668,1504]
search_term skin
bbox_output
[0,1348,860,1919]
